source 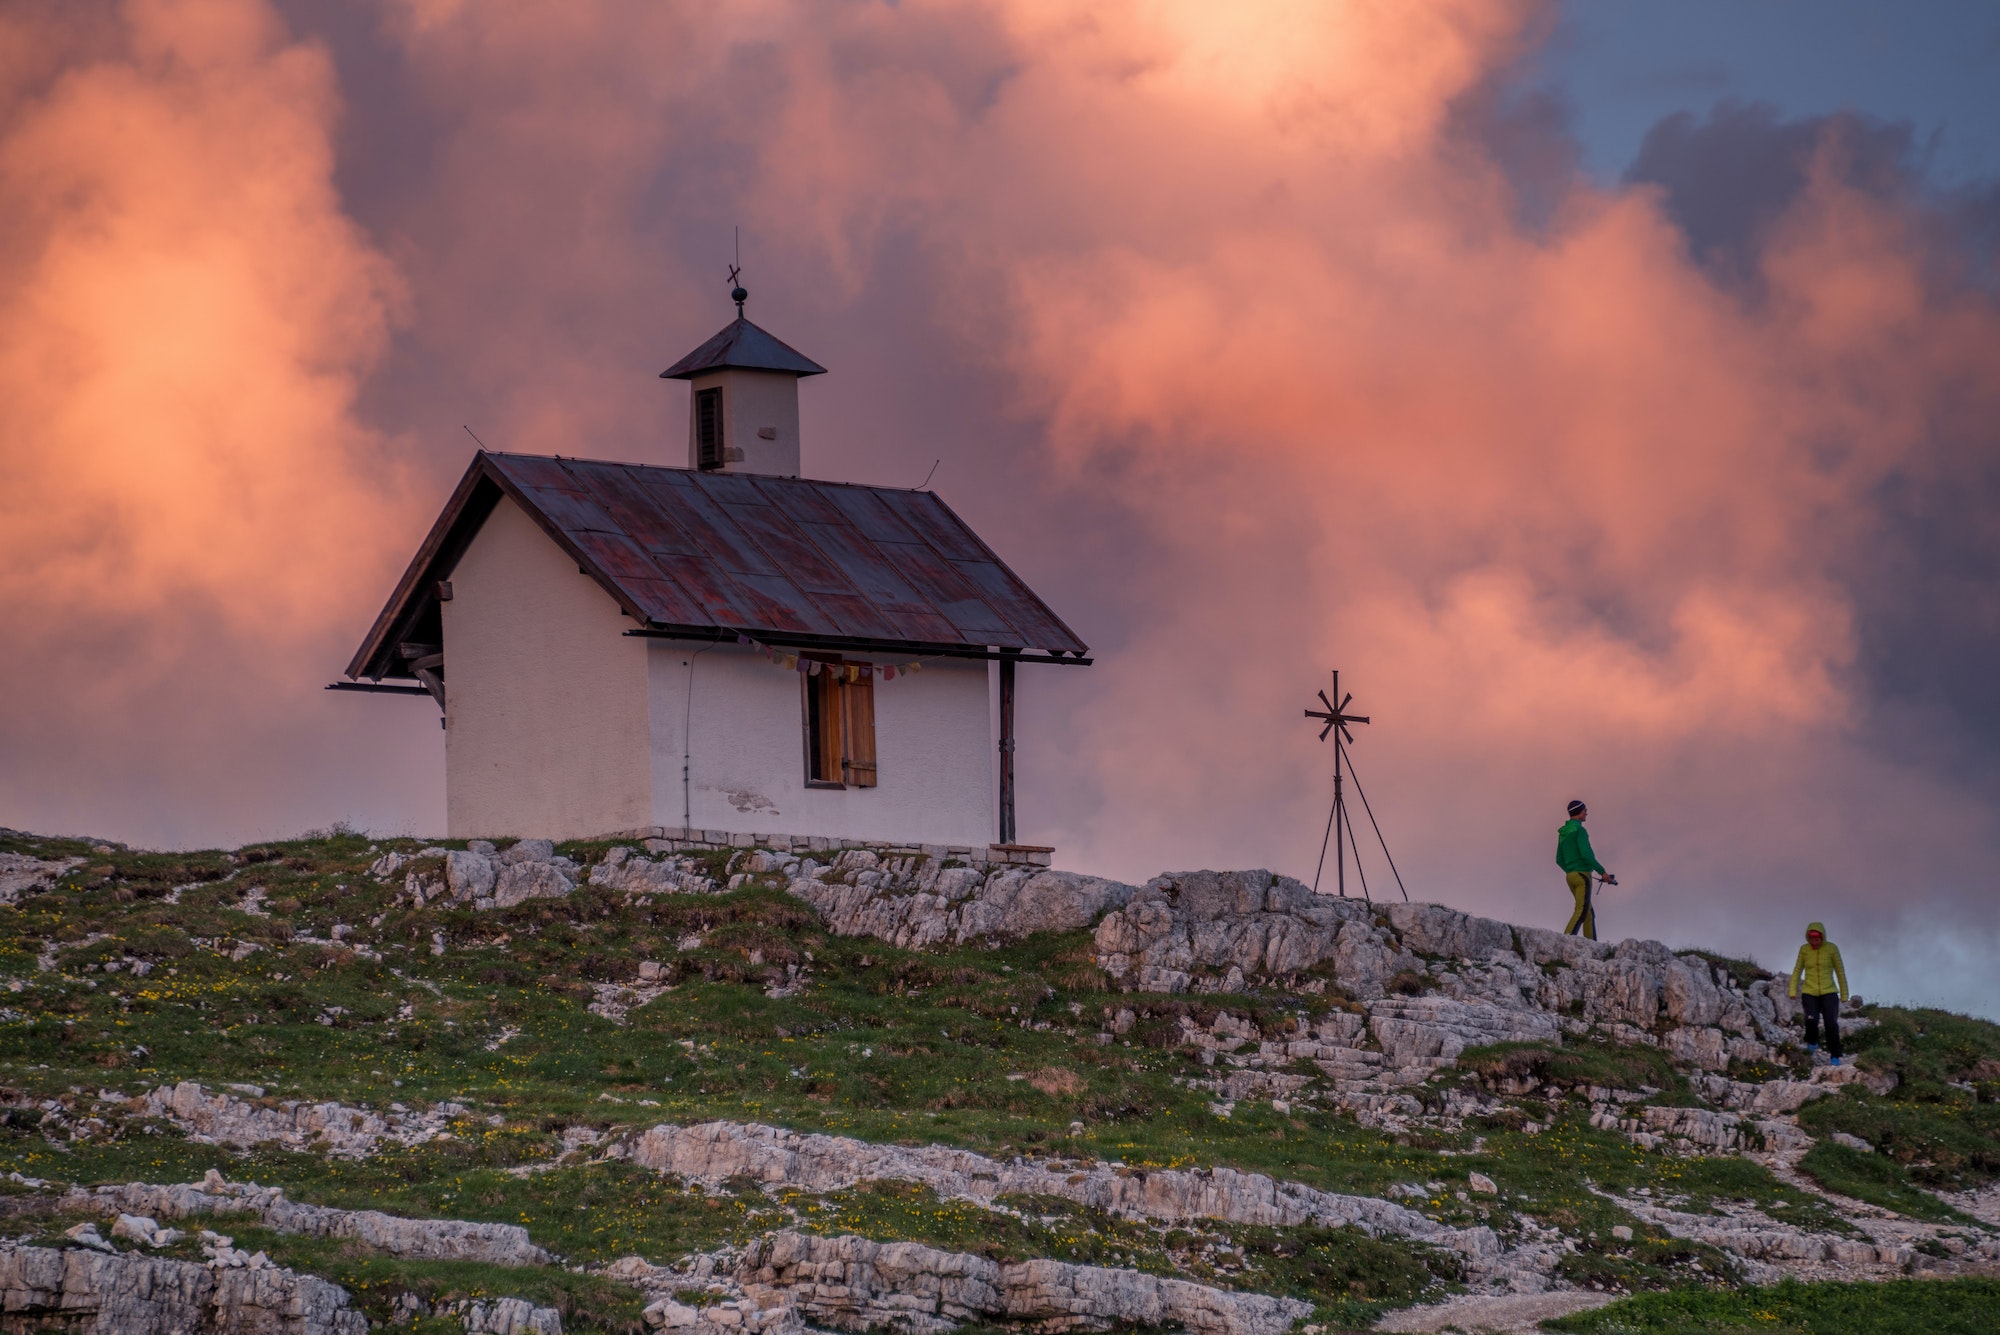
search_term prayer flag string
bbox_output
[728,638,931,680]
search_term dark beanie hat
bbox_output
[1567,799,1587,816]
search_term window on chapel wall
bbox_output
[803,658,877,788]
[695,387,724,470]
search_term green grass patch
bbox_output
[784,1179,1454,1328]
[0,830,90,858]
[1552,1231,1733,1296]
[1844,1007,2000,1092]
[794,1179,1452,1289]
[1794,1142,1967,1224]
[0,1194,648,1333]
[113,1220,644,1334]
[1787,1003,2000,1220]
[1455,1040,1683,1096]
[0,1139,785,1266]
[1798,1086,2000,1193]
[240,1226,648,1333]
[1788,1008,2000,1203]
[1543,1276,2000,1334]
[1454,1112,1856,1243]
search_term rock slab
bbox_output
[0,1241,365,1334]
[628,1121,1508,1267]
[69,1178,546,1267]
[737,1231,1312,1335]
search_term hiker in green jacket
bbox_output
[1556,800,1616,940]
[1789,921,1850,1065]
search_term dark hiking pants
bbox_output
[1800,991,1842,1059]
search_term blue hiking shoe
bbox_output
[1830,1056,1842,1067]
[1805,1045,1818,1055]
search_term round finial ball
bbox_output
[732,286,749,305]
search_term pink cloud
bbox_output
[5,0,1997,1008]
[0,0,429,843]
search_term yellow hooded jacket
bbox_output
[1789,922,1847,999]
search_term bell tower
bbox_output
[660,280,826,478]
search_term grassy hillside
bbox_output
[2,828,1996,1332]
[1546,1277,2000,1335]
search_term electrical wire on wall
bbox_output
[683,644,716,833]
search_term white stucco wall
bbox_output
[438,496,993,846]
[647,641,994,847]
[442,497,652,840]
[685,369,802,477]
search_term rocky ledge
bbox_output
[139,1079,491,1158]
[0,1240,366,1334]
[0,1179,564,1334]
[624,1121,1516,1273]
[378,839,583,911]
[576,848,1828,1087]
[0,852,84,906]
[738,1230,1313,1335]
[610,1231,1313,1335]
[64,1170,546,1266]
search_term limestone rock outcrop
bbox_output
[1094,871,1379,993]
[1365,996,1565,1072]
[591,847,725,896]
[395,839,580,910]
[140,1081,479,1157]
[441,1294,566,1333]
[644,1295,797,1335]
[0,1241,365,1334]
[625,1121,1515,1274]
[0,853,82,905]
[736,1231,1313,1335]
[1693,1064,1886,1113]
[66,1176,546,1267]
[769,858,1801,1069]
[603,1254,800,1335]
[786,853,1137,949]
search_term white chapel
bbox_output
[339,294,1089,853]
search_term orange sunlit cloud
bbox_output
[0,0,421,835]
[4,0,1997,1008]
[0,0,410,641]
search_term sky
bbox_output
[2,0,1998,1016]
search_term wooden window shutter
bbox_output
[842,667,878,787]
[696,387,724,470]
[810,664,844,784]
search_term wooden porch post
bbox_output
[998,653,1017,845]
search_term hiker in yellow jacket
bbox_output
[1789,921,1850,1066]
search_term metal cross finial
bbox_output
[729,227,748,315]
[1304,669,1369,743]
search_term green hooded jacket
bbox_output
[1555,819,1606,875]
[1789,922,1848,999]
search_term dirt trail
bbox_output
[1369,1291,1613,1333]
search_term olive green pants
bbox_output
[1564,870,1596,940]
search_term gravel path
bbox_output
[1371,1291,1614,1333]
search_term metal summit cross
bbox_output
[1304,670,1409,902]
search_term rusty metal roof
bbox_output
[346,452,1087,681]
[660,316,827,379]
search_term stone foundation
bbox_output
[603,827,1054,868]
